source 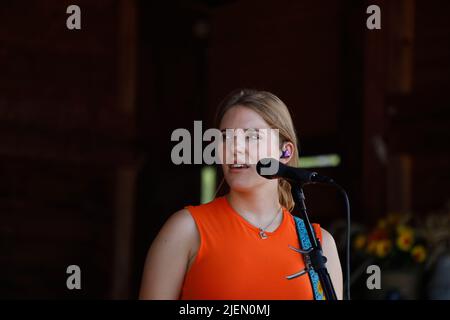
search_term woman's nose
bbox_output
[233,133,247,150]
[232,134,248,162]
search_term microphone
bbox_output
[256,158,334,184]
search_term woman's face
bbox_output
[218,106,281,192]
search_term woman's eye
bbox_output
[246,130,260,140]
[247,134,260,140]
[220,130,261,140]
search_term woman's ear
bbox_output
[280,142,295,164]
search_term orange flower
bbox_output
[375,239,392,258]
[366,240,378,254]
[354,234,367,250]
[411,245,427,263]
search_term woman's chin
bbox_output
[226,178,260,193]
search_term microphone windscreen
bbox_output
[256,158,281,179]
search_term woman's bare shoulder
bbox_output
[160,208,199,257]
[168,208,195,228]
[159,208,198,244]
[139,208,199,299]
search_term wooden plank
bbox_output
[111,166,137,299]
[386,0,415,94]
[110,0,138,300]
[362,0,389,221]
[387,154,412,213]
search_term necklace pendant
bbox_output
[259,229,268,239]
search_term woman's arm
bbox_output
[321,228,344,300]
[139,209,198,299]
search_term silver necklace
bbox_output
[258,207,282,239]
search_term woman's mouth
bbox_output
[228,164,250,172]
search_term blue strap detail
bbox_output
[293,216,325,300]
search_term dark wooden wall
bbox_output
[363,0,450,218]
[391,0,450,213]
[0,0,138,298]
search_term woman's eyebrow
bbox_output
[220,128,261,131]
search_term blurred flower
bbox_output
[375,239,392,258]
[396,225,414,251]
[411,245,427,263]
[368,228,388,241]
[366,240,378,255]
[352,210,438,268]
[354,234,367,250]
[397,225,414,235]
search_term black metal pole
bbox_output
[290,182,338,300]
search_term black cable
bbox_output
[332,183,351,300]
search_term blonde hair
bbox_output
[215,88,300,211]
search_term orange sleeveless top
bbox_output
[180,196,322,300]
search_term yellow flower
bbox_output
[354,234,367,250]
[411,245,427,263]
[396,225,414,251]
[375,239,392,258]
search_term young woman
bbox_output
[139,89,343,300]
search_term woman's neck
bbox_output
[225,183,282,227]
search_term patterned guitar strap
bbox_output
[293,215,326,300]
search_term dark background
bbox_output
[0,0,449,299]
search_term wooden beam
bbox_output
[362,0,389,222]
[387,0,415,94]
[111,166,138,299]
[111,0,138,299]
[387,154,412,213]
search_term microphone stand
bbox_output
[290,182,338,300]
